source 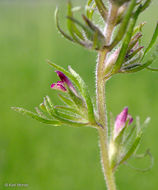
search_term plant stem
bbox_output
[96,51,116,190]
[96,3,118,190]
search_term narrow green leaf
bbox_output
[124,54,142,66]
[67,87,85,108]
[45,96,54,110]
[67,16,93,40]
[35,107,48,119]
[94,0,107,21]
[52,110,88,127]
[43,97,54,117]
[146,67,158,71]
[68,66,96,124]
[58,94,75,107]
[112,5,142,73]
[82,15,104,38]
[114,120,130,144]
[55,7,74,42]
[44,96,88,127]
[127,32,142,52]
[54,105,81,116]
[123,125,136,145]
[121,63,142,71]
[118,132,142,165]
[133,22,146,36]
[67,1,85,42]
[12,107,61,126]
[39,103,47,112]
[121,59,153,73]
[126,46,144,60]
[86,2,96,20]
[87,0,93,6]
[82,15,105,49]
[140,0,152,12]
[109,0,137,50]
[126,149,154,172]
[55,109,82,121]
[142,22,158,60]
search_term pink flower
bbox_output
[51,71,77,94]
[51,81,67,92]
[113,107,133,139]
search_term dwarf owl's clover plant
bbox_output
[12,0,158,189]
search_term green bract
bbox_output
[13,62,97,128]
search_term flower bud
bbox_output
[51,81,67,92]
[51,71,77,95]
[104,48,120,75]
[113,107,133,139]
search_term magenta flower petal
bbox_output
[114,107,128,139]
[51,82,67,92]
[127,114,133,125]
[55,71,77,94]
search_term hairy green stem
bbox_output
[97,51,116,190]
[96,3,118,190]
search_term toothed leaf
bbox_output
[58,94,75,107]
[54,105,82,116]
[12,107,61,126]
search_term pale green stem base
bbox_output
[96,52,117,190]
[99,128,117,190]
[96,3,119,190]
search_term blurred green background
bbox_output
[0,0,158,189]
